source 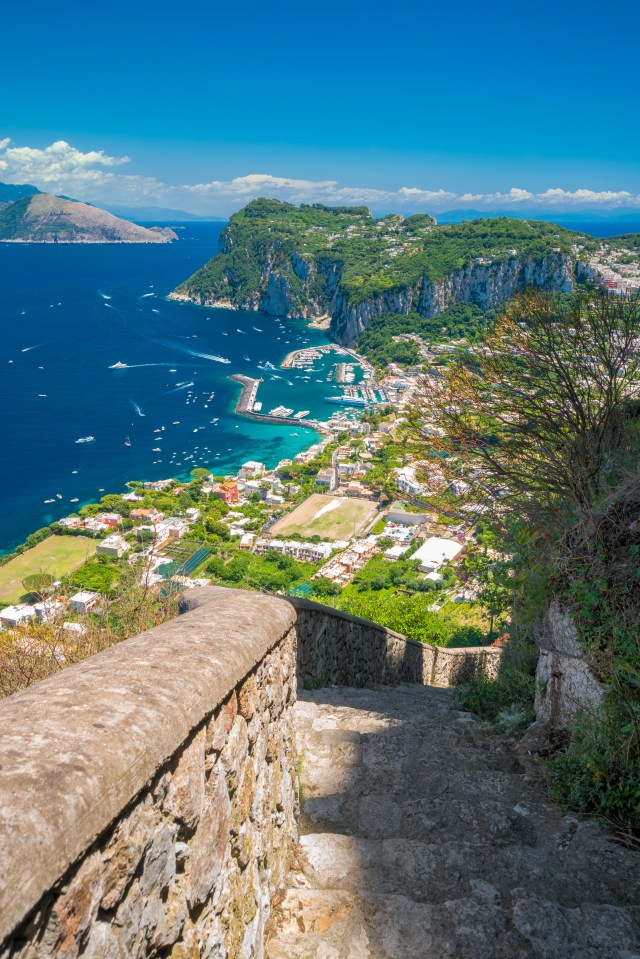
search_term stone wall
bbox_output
[0,586,503,958]
[291,596,503,688]
[534,603,604,729]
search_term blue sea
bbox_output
[0,224,349,553]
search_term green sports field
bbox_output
[0,536,98,604]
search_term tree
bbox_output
[22,572,54,600]
[410,290,640,530]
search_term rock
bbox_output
[187,769,230,906]
[164,728,206,830]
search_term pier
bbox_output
[229,375,331,433]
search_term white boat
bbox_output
[108,361,128,369]
[44,498,55,504]
[56,494,62,499]
[152,447,161,452]
[75,436,95,443]
[293,410,310,420]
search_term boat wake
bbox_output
[252,326,263,332]
[141,292,156,298]
[131,401,145,417]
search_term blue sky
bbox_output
[2,0,639,215]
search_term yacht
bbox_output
[108,361,128,369]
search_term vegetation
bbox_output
[176,198,596,314]
[411,289,640,830]
[0,570,178,698]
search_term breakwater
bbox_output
[229,375,330,433]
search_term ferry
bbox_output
[324,395,368,407]
[75,436,95,443]
[268,405,294,417]
[293,410,310,420]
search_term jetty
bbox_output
[229,375,331,433]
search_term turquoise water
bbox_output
[0,224,350,553]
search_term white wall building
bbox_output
[412,537,463,573]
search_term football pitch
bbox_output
[271,494,378,541]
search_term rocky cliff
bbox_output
[172,200,594,346]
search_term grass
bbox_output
[271,493,378,541]
[0,536,97,604]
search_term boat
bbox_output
[108,361,128,369]
[75,436,95,443]
[293,410,310,420]
[172,421,180,425]
[56,494,62,500]
[124,437,131,447]
[70,497,79,503]
[152,447,161,452]
[268,405,294,418]
[44,498,55,504]
[253,402,263,412]
[71,470,78,474]
[324,395,368,406]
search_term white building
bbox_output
[395,467,425,497]
[34,600,65,623]
[0,605,36,629]
[69,591,99,615]
[412,537,463,573]
[97,534,130,558]
[383,544,411,561]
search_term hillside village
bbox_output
[0,343,496,647]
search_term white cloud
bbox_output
[1,137,640,214]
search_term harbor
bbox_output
[229,375,331,433]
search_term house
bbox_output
[265,492,285,506]
[239,461,265,478]
[57,517,83,529]
[239,533,255,550]
[383,544,411,561]
[0,605,36,629]
[97,534,130,558]
[156,518,187,540]
[214,482,239,506]
[81,518,110,534]
[396,467,425,497]
[95,512,121,528]
[34,600,65,622]
[315,468,337,491]
[143,479,173,492]
[185,508,200,523]
[412,537,464,573]
[296,541,333,562]
[130,508,162,522]
[69,591,99,614]
[122,491,144,502]
[62,621,86,636]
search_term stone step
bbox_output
[265,685,640,959]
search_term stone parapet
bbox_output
[0,586,502,957]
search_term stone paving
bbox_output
[266,684,640,959]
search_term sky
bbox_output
[2,0,639,217]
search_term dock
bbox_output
[229,375,331,433]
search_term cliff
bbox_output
[0,193,178,243]
[172,199,598,346]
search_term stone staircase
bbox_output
[266,685,639,959]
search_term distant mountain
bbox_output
[106,204,225,223]
[0,193,178,243]
[437,208,640,225]
[0,181,41,204]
